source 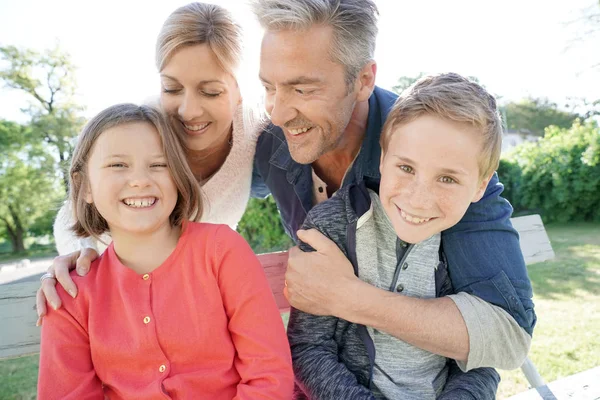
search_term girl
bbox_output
[40,2,266,317]
[37,104,293,399]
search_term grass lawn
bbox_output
[1,223,598,399]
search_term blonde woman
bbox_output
[40,3,263,314]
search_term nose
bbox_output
[178,92,204,122]
[266,90,296,128]
[408,179,435,210]
[128,166,152,188]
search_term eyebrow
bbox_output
[103,154,165,159]
[259,75,322,86]
[392,155,469,175]
[160,74,225,85]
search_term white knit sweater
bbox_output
[53,106,261,255]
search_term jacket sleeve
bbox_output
[439,360,500,400]
[38,290,104,399]
[214,226,294,400]
[442,173,536,336]
[287,214,375,400]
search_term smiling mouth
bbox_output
[398,207,434,225]
[122,197,157,208]
[183,122,211,134]
[287,126,314,136]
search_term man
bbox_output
[250,0,534,398]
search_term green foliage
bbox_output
[502,98,580,136]
[0,45,85,190]
[237,197,294,253]
[498,120,600,223]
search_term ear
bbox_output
[471,173,493,203]
[355,61,377,102]
[379,149,385,176]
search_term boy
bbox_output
[287,73,532,399]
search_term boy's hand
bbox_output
[36,248,99,325]
[284,229,357,316]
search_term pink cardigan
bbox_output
[38,222,293,399]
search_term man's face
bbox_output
[259,25,358,164]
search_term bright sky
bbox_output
[0,0,599,122]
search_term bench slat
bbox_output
[508,366,600,399]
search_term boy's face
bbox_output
[379,115,492,244]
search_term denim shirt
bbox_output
[251,86,536,336]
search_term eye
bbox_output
[398,165,413,174]
[150,163,168,168]
[440,176,457,184]
[108,163,126,168]
[162,88,181,94]
[202,91,222,98]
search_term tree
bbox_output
[0,45,85,190]
[0,121,63,253]
[502,98,580,136]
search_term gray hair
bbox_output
[250,0,379,87]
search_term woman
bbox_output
[40,2,263,317]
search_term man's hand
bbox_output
[36,248,99,325]
[284,229,358,316]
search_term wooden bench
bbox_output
[0,213,578,398]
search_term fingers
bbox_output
[53,255,78,299]
[36,288,47,325]
[76,248,98,277]
[296,229,333,252]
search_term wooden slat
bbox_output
[0,280,40,359]
[511,214,556,265]
[508,366,600,399]
[257,251,290,313]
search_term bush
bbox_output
[237,196,294,253]
[498,120,600,223]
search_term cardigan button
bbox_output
[402,262,409,270]
[142,274,150,281]
[159,364,166,373]
[396,284,404,293]
[143,316,151,324]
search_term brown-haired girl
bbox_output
[37,103,293,399]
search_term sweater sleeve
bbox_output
[37,288,104,399]
[53,200,101,255]
[287,213,375,400]
[214,226,294,400]
[449,292,531,371]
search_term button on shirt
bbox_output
[38,223,294,399]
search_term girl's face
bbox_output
[160,44,241,152]
[84,122,178,239]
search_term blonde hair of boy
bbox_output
[380,73,503,180]
[69,104,202,240]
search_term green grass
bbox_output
[1,223,598,399]
[498,222,600,399]
[0,355,38,400]
[0,248,57,264]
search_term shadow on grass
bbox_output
[528,223,600,300]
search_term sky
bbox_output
[0,0,599,123]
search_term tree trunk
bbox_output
[3,205,26,253]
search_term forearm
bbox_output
[335,278,469,361]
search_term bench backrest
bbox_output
[0,214,554,360]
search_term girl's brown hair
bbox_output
[69,103,202,240]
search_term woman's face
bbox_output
[160,44,241,152]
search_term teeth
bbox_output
[289,127,311,135]
[400,209,431,224]
[123,197,157,208]
[184,122,210,131]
